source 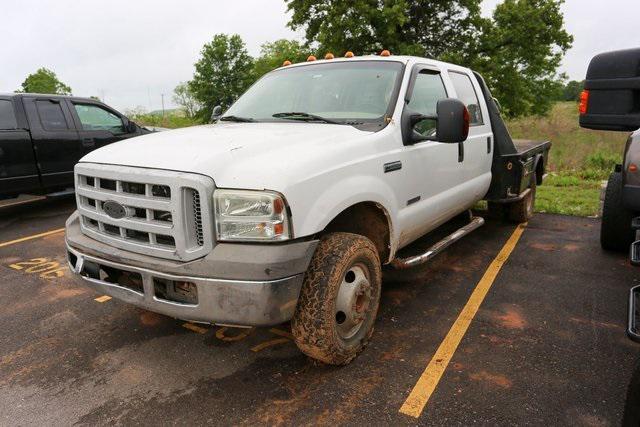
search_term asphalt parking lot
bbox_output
[1,198,639,426]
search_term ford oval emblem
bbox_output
[103,200,128,219]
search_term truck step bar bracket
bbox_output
[391,216,485,269]
[628,285,640,343]
[631,240,640,266]
[632,217,640,230]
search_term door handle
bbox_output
[82,138,95,147]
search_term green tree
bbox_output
[173,82,201,119]
[562,80,584,102]
[446,0,573,117]
[18,67,72,95]
[284,0,483,57]
[252,39,308,79]
[189,34,254,120]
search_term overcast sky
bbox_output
[2,0,638,112]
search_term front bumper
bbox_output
[65,212,318,327]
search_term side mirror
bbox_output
[401,98,469,145]
[210,105,222,123]
[126,120,137,133]
[435,98,470,143]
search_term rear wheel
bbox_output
[601,172,636,251]
[507,173,537,223]
[291,232,381,365]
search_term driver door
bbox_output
[396,65,468,248]
[68,100,133,156]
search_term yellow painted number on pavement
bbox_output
[9,257,67,279]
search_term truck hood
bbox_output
[80,122,374,190]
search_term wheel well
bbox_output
[322,202,391,263]
[535,157,545,185]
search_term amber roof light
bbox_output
[324,53,335,60]
[282,60,292,66]
[380,49,391,57]
[307,55,317,62]
[345,51,355,58]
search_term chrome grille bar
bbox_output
[75,163,214,261]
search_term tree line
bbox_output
[15,0,576,122]
[181,0,574,121]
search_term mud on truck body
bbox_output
[65,54,549,364]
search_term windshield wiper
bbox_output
[219,115,255,123]
[272,112,342,125]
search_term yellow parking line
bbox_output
[251,337,290,353]
[94,295,112,303]
[182,322,209,334]
[0,228,65,248]
[268,327,294,340]
[399,223,527,418]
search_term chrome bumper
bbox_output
[66,243,304,327]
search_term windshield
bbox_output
[224,61,404,126]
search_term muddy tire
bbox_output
[291,232,381,365]
[601,172,636,252]
[508,173,537,223]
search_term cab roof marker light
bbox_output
[307,55,317,62]
[380,49,391,57]
[345,51,355,58]
[325,53,334,60]
[282,60,292,66]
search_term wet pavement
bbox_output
[1,198,638,426]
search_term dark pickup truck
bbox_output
[0,93,148,199]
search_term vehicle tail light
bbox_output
[579,90,590,115]
[630,163,638,173]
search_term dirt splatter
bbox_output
[569,317,620,330]
[530,242,558,251]
[469,370,513,389]
[139,311,163,327]
[492,306,527,330]
[563,243,581,252]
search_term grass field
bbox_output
[507,102,627,216]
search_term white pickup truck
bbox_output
[65,54,550,364]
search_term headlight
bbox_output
[213,189,291,242]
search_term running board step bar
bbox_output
[391,216,485,269]
[631,240,640,266]
[628,285,640,343]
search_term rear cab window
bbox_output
[448,71,484,126]
[35,100,70,131]
[0,100,18,130]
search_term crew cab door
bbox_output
[446,70,493,199]
[396,65,469,247]
[67,100,135,155]
[22,96,81,189]
[0,97,41,196]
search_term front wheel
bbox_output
[291,232,381,365]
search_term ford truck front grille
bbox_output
[75,163,214,261]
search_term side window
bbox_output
[73,104,124,134]
[0,100,17,130]
[36,100,69,131]
[448,72,483,125]
[408,71,448,137]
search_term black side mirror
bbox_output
[401,98,469,145]
[210,105,222,123]
[126,120,137,133]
